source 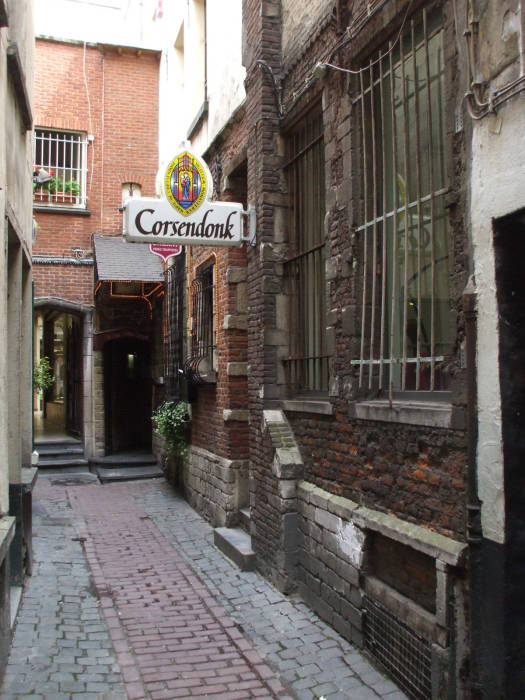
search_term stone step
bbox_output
[239,507,251,532]
[36,443,84,457]
[214,527,255,571]
[96,465,164,483]
[91,452,157,466]
[38,457,90,469]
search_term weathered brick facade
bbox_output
[185,1,471,696]
[33,37,162,458]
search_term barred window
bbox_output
[33,129,88,208]
[284,109,328,394]
[353,5,451,395]
[186,259,216,382]
[166,253,186,399]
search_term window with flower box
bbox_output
[33,129,88,208]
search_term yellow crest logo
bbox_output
[164,152,207,217]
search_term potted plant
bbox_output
[34,356,55,410]
[151,400,190,484]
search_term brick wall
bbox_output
[33,38,160,284]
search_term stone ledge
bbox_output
[351,399,453,428]
[0,517,15,565]
[282,399,334,416]
[298,480,466,567]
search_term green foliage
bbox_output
[65,179,81,196]
[34,356,55,393]
[152,400,189,460]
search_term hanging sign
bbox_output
[149,243,182,262]
[123,149,255,248]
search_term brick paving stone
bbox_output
[67,482,290,699]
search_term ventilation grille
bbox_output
[363,598,432,700]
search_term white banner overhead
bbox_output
[122,149,255,248]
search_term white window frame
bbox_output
[34,129,88,208]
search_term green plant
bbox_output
[152,400,189,460]
[64,179,81,196]
[34,356,55,393]
[47,175,64,195]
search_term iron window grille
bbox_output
[34,129,88,208]
[186,262,216,383]
[166,253,186,399]
[284,109,328,395]
[352,4,451,396]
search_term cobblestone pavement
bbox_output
[1,476,127,700]
[1,477,407,700]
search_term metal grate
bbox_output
[364,598,432,700]
[185,263,215,383]
[34,129,88,207]
[166,252,186,398]
[284,108,328,394]
[352,4,451,396]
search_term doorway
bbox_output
[103,339,152,454]
[34,310,82,439]
[493,208,525,695]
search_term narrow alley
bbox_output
[1,476,406,700]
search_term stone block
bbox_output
[278,479,297,500]
[223,409,249,422]
[226,362,248,376]
[336,558,360,587]
[223,313,247,330]
[315,507,342,533]
[326,326,336,356]
[340,598,363,630]
[226,266,247,284]
[325,256,338,281]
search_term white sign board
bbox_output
[124,197,245,247]
[123,149,254,248]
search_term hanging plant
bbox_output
[152,400,190,460]
[34,356,55,393]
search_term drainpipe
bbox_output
[463,277,483,696]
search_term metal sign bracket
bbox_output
[241,205,257,247]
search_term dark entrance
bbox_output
[491,208,525,697]
[104,339,152,453]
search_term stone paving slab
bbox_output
[0,478,127,700]
[1,477,407,700]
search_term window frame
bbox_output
[283,106,328,397]
[33,128,88,209]
[351,3,452,399]
[186,256,217,383]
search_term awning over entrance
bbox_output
[93,234,164,282]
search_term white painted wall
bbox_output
[158,0,245,163]
[34,0,162,49]
[471,99,525,545]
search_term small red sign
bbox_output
[149,244,182,262]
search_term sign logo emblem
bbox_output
[164,151,208,217]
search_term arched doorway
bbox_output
[34,308,83,439]
[103,338,152,454]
